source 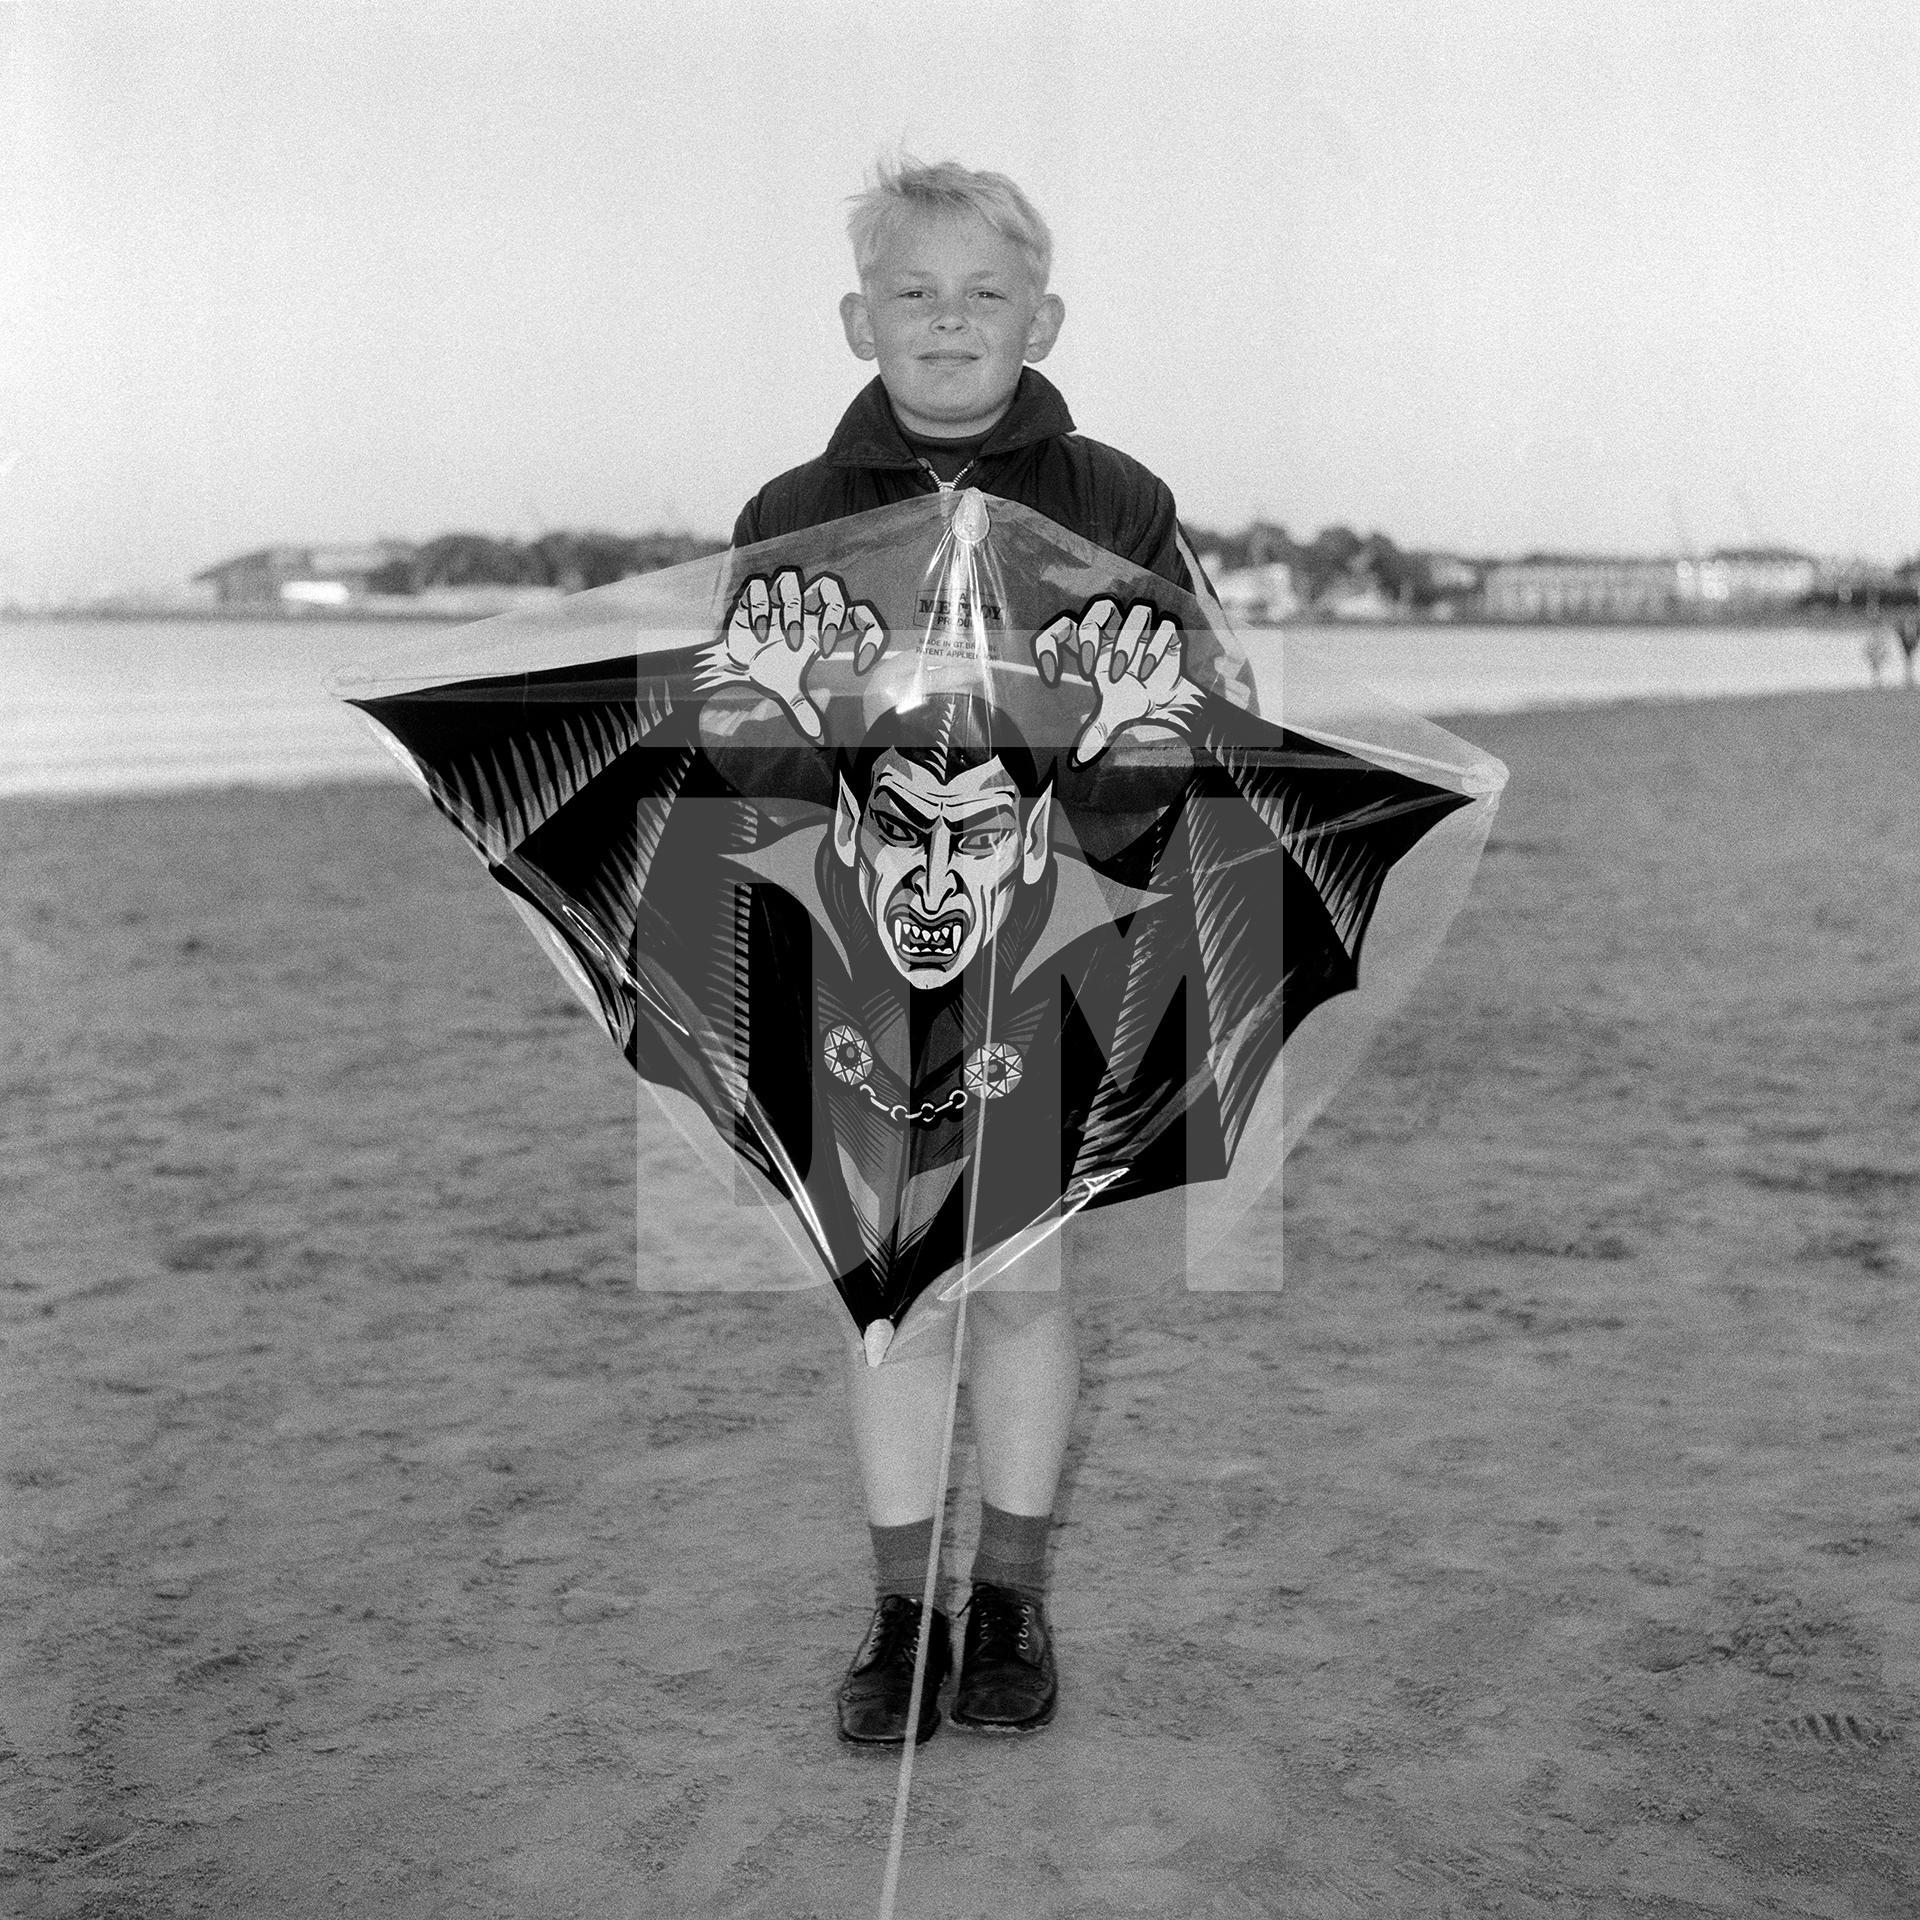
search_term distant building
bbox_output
[1422,555,1483,594]
[1206,560,1300,625]
[1480,556,1679,621]
[193,541,413,607]
[1816,556,1899,604]
[1677,548,1817,609]
[1414,555,1483,621]
[1315,574,1399,621]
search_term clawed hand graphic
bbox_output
[708,576,1195,766]
[706,570,888,741]
[1032,599,1201,766]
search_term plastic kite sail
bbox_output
[335,491,1506,1356]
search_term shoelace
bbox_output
[863,1598,935,1668]
[964,1589,1037,1662]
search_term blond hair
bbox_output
[846,153,1054,292]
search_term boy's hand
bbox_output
[702,569,887,742]
[1032,599,1202,766]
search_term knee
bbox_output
[967,1286,1075,1351]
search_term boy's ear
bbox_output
[1024,293,1066,364]
[841,291,877,362]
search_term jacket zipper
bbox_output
[917,458,976,495]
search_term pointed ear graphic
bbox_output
[833,773,862,869]
[1022,780,1054,885]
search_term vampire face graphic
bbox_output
[831,694,1053,988]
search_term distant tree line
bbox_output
[359,521,1920,614]
[1804,560,1920,612]
[367,529,728,595]
[1184,520,1448,608]
[1189,522,1920,613]
[370,520,1440,604]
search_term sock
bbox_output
[870,1517,937,1603]
[971,1501,1051,1602]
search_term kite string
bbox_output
[878,956,1001,1920]
[879,600,1004,1920]
[875,1284,969,1920]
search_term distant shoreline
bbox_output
[2,602,1900,633]
[3,603,477,625]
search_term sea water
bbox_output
[1,617,400,799]
[0,614,1892,799]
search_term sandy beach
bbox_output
[4,687,1918,1917]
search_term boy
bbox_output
[732,154,1195,1745]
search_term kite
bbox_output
[336,490,1505,1356]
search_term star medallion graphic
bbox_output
[823,1024,873,1087]
[964,1041,1023,1101]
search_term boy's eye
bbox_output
[957,827,1011,855]
[871,809,919,845]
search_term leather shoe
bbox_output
[950,1583,1057,1733]
[836,1595,951,1745]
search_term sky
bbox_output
[5,0,1918,600]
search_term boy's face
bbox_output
[840,210,1065,440]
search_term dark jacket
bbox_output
[731,369,1192,592]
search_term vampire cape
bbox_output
[350,634,1470,1340]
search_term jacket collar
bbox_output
[823,368,1076,471]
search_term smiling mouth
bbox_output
[890,911,968,965]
